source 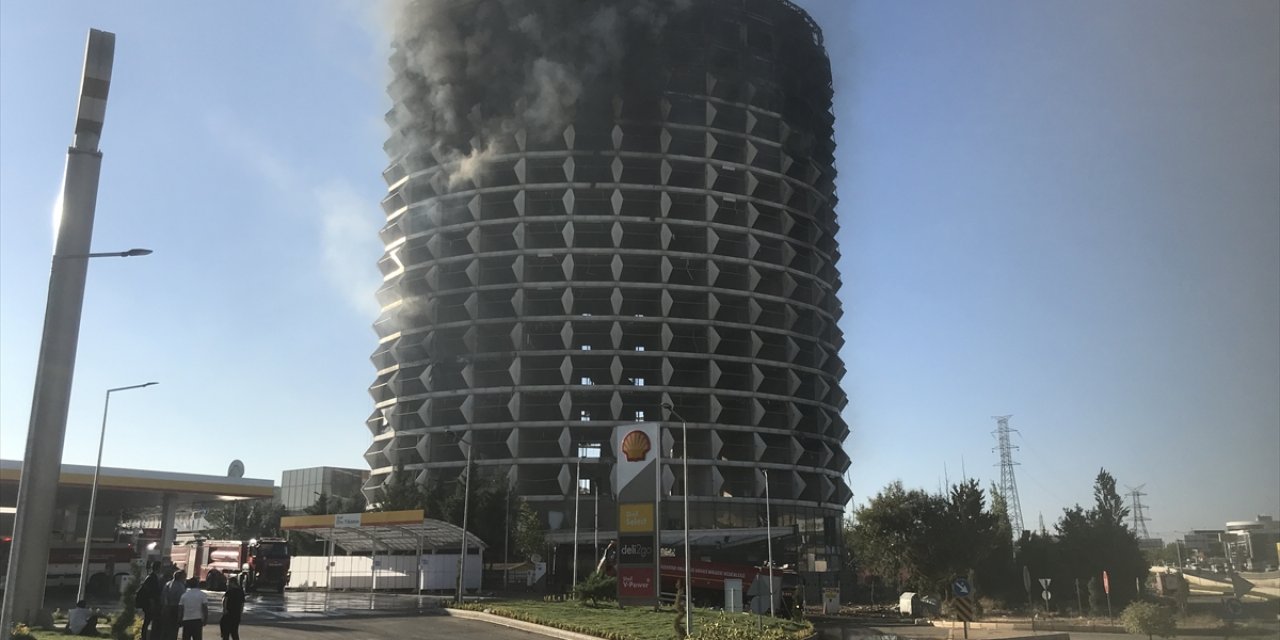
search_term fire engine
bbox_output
[170,538,290,593]
[0,537,135,595]
[658,557,803,612]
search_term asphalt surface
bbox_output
[239,614,546,639]
[236,590,452,619]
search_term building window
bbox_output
[635,346,645,352]
[578,443,601,458]
[581,345,592,351]
[580,410,591,421]
[634,410,645,421]
[581,376,593,385]
[578,478,592,494]
[632,377,645,386]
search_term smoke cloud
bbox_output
[386,0,690,183]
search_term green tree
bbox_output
[1092,469,1129,528]
[848,481,945,593]
[1088,575,1106,615]
[372,465,430,511]
[1018,469,1148,614]
[850,480,1011,600]
[110,562,143,640]
[975,484,1019,603]
[1120,601,1176,640]
[513,500,547,561]
[306,492,364,516]
[204,500,287,540]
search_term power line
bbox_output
[992,415,1025,541]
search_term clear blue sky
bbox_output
[2,1,1276,541]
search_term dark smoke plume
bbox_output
[387,0,691,185]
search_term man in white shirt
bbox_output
[177,577,209,640]
[66,600,102,636]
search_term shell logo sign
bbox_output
[621,430,652,462]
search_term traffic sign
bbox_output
[1223,597,1243,618]
[1022,566,1031,593]
[1230,573,1255,598]
[1041,590,1052,602]
[953,577,972,598]
[1103,570,1111,594]
[952,596,976,622]
[1039,578,1051,590]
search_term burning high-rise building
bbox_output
[367,0,850,582]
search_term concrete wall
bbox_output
[287,553,482,592]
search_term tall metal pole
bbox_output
[764,469,774,617]
[572,456,581,590]
[503,473,511,589]
[593,486,599,569]
[456,435,472,604]
[682,417,691,635]
[660,403,692,634]
[1,29,116,633]
[77,382,156,601]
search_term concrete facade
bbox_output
[365,0,850,578]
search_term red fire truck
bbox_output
[170,538,290,593]
[0,537,135,595]
[658,557,803,612]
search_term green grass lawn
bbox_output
[455,599,812,640]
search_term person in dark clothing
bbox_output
[160,570,188,640]
[135,561,163,640]
[219,576,245,640]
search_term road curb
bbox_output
[444,607,606,640]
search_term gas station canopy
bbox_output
[280,509,486,554]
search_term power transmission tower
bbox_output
[992,415,1025,540]
[1127,485,1151,539]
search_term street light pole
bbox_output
[77,382,157,601]
[455,431,473,605]
[660,403,691,636]
[572,456,581,591]
[763,468,774,617]
[0,29,131,634]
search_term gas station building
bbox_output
[0,459,276,565]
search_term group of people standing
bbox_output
[134,562,245,640]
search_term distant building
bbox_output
[1225,515,1279,569]
[280,467,369,514]
[1182,529,1226,561]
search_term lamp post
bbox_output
[763,468,774,617]
[659,403,691,635]
[572,455,581,591]
[450,429,473,605]
[0,29,164,634]
[60,248,152,259]
[77,381,157,601]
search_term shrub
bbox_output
[572,571,617,607]
[111,562,143,640]
[8,623,36,640]
[1120,601,1176,640]
[691,613,812,639]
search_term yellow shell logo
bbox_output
[621,430,651,462]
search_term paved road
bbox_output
[239,613,546,639]
[238,590,451,619]
[810,618,1139,640]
